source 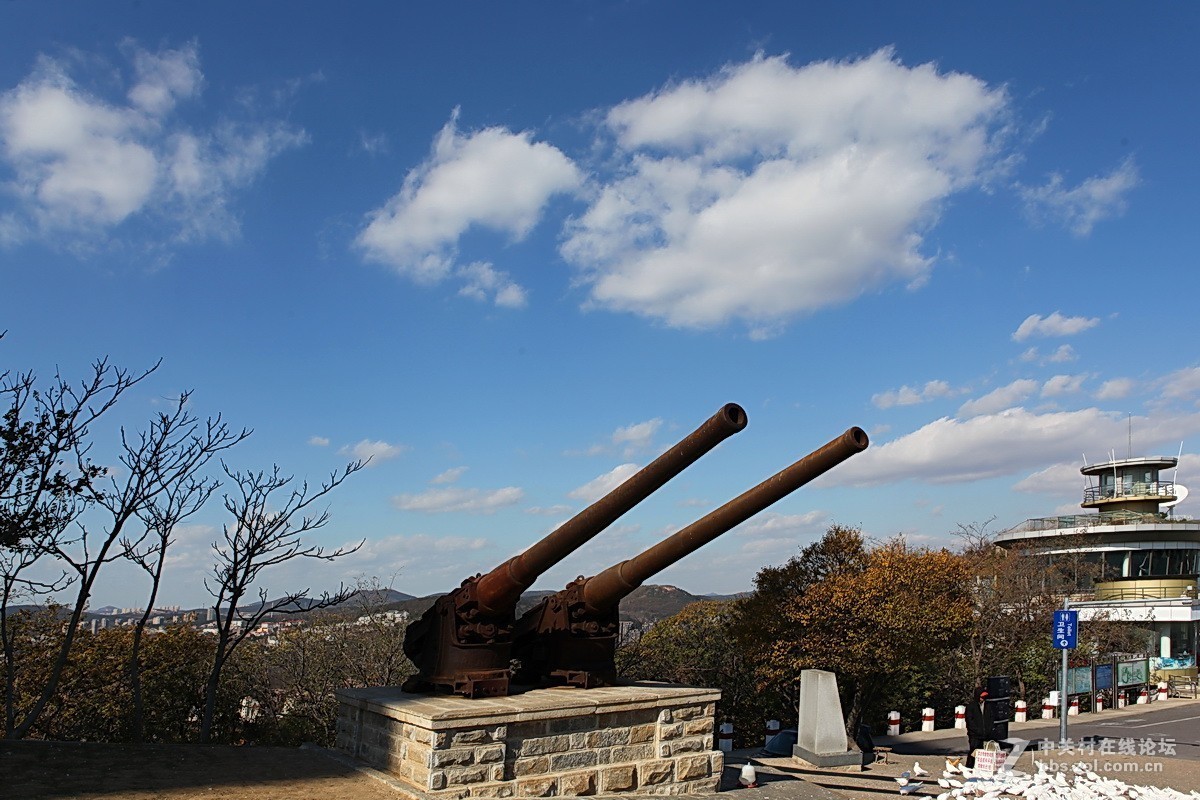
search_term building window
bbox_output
[1103,551,1128,579]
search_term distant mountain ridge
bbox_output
[42,585,731,626]
[384,584,730,628]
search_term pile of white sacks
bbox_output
[893,758,1199,800]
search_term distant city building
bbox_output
[998,452,1197,677]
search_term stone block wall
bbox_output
[337,683,722,798]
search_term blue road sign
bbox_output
[1053,610,1078,649]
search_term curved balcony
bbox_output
[1084,481,1176,505]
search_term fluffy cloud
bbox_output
[612,418,663,451]
[1019,345,1078,364]
[957,379,1039,418]
[1012,312,1099,342]
[341,439,407,465]
[430,466,468,485]
[456,261,528,308]
[1020,158,1139,236]
[568,463,641,503]
[1042,374,1087,398]
[1095,378,1134,401]
[335,533,491,584]
[872,380,954,409]
[829,407,1200,486]
[1012,462,1085,497]
[357,109,581,286]
[524,504,574,516]
[560,49,1010,334]
[731,509,827,537]
[391,486,524,514]
[307,435,330,447]
[1156,367,1200,403]
[0,42,305,249]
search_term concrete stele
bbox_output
[794,669,858,767]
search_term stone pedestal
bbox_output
[337,682,722,798]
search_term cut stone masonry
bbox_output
[337,683,722,798]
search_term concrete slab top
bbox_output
[336,681,721,728]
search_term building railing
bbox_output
[1092,586,1198,601]
[1084,481,1176,504]
[1001,509,1188,535]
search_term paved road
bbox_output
[877,697,1200,761]
[1015,701,1200,760]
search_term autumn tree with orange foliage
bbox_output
[793,537,972,734]
[730,526,973,736]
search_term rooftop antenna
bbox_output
[1128,413,1133,459]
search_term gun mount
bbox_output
[510,426,868,689]
[401,403,747,697]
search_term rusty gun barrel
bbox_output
[474,403,748,615]
[511,426,868,688]
[583,426,868,614]
[401,402,747,697]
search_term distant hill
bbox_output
[384,584,722,629]
[62,585,736,627]
[619,585,716,626]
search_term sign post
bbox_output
[1053,604,1079,744]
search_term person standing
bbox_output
[964,687,994,767]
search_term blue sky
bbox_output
[3,3,1199,609]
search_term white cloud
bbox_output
[731,510,827,537]
[456,261,528,309]
[1047,345,1077,363]
[307,435,330,447]
[1095,378,1134,401]
[357,130,388,156]
[1042,374,1087,398]
[341,439,407,465]
[1012,462,1085,497]
[431,466,467,485]
[561,49,1011,333]
[1012,312,1099,342]
[1157,367,1200,404]
[356,109,581,283]
[568,463,641,503]
[525,504,574,516]
[336,533,491,582]
[872,380,954,409]
[829,407,1200,487]
[957,379,1039,418]
[0,43,305,249]
[1020,158,1139,236]
[1019,344,1078,365]
[611,418,663,457]
[391,486,524,514]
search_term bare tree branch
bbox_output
[200,459,363,742]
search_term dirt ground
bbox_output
[0,740,405,800]
[6,739,1200,800]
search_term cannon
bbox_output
[401,403,748,697]
[510,426,868,689]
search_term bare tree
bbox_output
[1,357,154,549]
[200,461,364,743]
[1,358,158,738]
[7,387,245,740]
[123,395,249,741]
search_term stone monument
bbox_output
[792,669,860,767]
